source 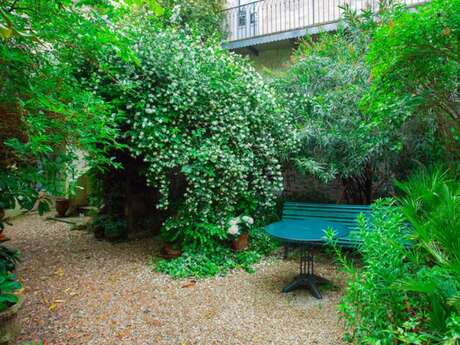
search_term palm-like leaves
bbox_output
[396,167,460,334]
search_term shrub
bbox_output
[0,272,21,313]
[92,214,128,241]
[0,1,130,230]
[95,25,294,253]
[276,4,440,204]
[329,200,424,344]
[331,169,460,344]
[365,0,460,154]
[396,167,460,339]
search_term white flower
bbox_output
[227,224,240,236]
[242,216,254,225]
[229,217,240,226]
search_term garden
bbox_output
[0,0,459,344]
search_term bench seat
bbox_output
[281,202,372,247]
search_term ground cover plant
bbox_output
[155,227,279,278]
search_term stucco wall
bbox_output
[235,40,296,72]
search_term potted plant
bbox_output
[228,215,254,251]
[160,243,182,259]
[0,243,22,345]
[55,179,82,218]
[55,197,70,217]
[0,271,22,345]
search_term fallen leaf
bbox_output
[181,280,196,288]
[54,267,65,277]
[143,316,161,326]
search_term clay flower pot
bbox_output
[55,197,70,217]
[0,296,23,345]
[232,232,249,251]
[160,244,182,259]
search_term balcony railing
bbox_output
[223,0,428,48]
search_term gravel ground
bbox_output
[8,214,346,345]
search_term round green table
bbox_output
[266,220,348,299]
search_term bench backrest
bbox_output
[282,202,371,232]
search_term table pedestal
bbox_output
[282,246,330,299]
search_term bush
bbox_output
[396,167,460,340]
[329,200,424,344]
[0,272,21,313]
[276,4,440,204]
[95,24,294,254]
[365,0,460,154]
[92,215,128,241]
[331,169,460,344]
[0,1,129,230]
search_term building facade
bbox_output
[223,0,428,70]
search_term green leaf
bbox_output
[0,23,12,40]
[0,294,18,304]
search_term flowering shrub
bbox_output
[96,25,294,253]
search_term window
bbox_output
[238,9,247,26]
[250,11,256,25]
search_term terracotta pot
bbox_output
[160,244,182,259]
[0,296,23,345]
[55,197,70,217]
[232,232,249,251]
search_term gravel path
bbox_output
[8,214,346,345]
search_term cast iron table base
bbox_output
[282,245,330,299]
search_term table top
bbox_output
[266,219,349,244]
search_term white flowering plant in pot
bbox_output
[227,216,254,239]
[228,215,254,251]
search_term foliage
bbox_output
[365,0,460,154]
[94,25,294,251]
[0,238,20,313]
[328,200,423,344]
[276,25,376,202]
[155,227,279,278]
[0,272,21,312]
[160,0,223,40]
[396,167,460,338]
[276,4,440,203]
[92,214,127,241]
[0,246,19,274]
[330,169,460,344]
[0,0,138,230]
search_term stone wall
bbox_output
[282,167,343,203]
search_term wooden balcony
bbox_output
[223,0,429,49]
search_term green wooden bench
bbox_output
[281,201,372,250]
